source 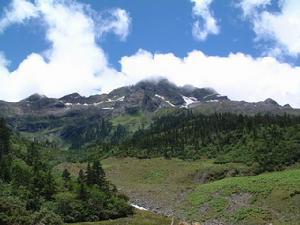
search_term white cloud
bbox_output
[0,52,10,76]
[120,49,300,107]
[239,0,300,57]
[238,0,271,17]
[1,0,300,109]
[191,0,219,41]
[0,0,38,32]
[97,8,131,41]
[0,0,131,102]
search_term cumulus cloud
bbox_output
[190,0,219,41]
[239,0,300,57]
[1,0,300,108]
[120,50,300,107]
[0,0,131,101]
[97,8,131,41]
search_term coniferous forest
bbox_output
[0,119,133,225]
[117,111,300,173]
[2,110,300,224]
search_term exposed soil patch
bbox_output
[193,168,246,184]
[227,192,252,214]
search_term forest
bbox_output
[2,111,300,224]
[117,111,300,173]
[0,119,133,225]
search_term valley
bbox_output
[1,79,300,225]
[57,158,300,225]
[1,0,300,224]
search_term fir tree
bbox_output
[62,169,71,181]
[86,163,95,186]
[0,118,11,181]
[43,170,56,200]
[78,182,88,200]
[92,160,107,190]
[77,169,86,184]
[0,118,10,160]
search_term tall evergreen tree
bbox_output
[78,182,88,200]
[77,169,86,184]
[62,169,71,181]
[0,118,10,160]
[27,142,42,172]
[92,160,107,189]
[43,170,56,200]
[86,163,95,186]
[77,169,88,200]
[0,118,11,181]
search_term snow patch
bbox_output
[102,107,114,110]
[105,96,125,103]
[182,95,197,105]
[206,100,219,102]
[181,95,199,108]
[155,94,175,107]
[115,96,125,101]
[165,100,175,107]
[131,204,148,211]
[93,101,104,106]
[155,94,165,100]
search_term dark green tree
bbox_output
[62,168,72,190]
[77,182,88,201]
[0,118,10,160]
[27,142,42,172]
[92,160,108,190]
[43,170,56,200]
[86,163,94,186]
[77,169,85,184]
[0,118,11,181]
[62,169,71,181]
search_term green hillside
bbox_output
[71,210,174,225]
[180,168,300,224]
[57,158,300,225]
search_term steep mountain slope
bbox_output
[0,78,299,148]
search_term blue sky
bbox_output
[0,0,300,106]
[0,0,298,71]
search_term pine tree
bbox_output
[62,169,71,181]
[0,118,10,160]
[43,170,56,200]
[86,163,95,185]
[77,169,86,184]
[78,182,88,200]
[77,169,88,200]
[0,118,11,181]
[92,160,106,188]
[27,142,41,172]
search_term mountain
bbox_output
[0,78,299,147]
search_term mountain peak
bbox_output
[60,93,81,99]
[283,104,292,109]
[23,93,48,102]
[59,93,83,103]
[264,98,279,106]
